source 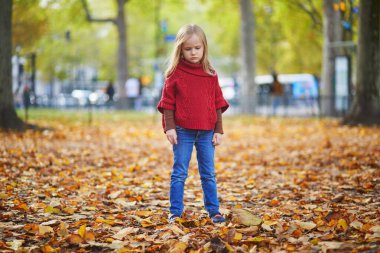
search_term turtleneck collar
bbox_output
[177,58,211,77]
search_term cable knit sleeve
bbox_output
[157,77,176,114]
[214,76,229,113]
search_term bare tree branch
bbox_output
[286,0,322,31]
[307,0,323,25]
[81,0,116,24]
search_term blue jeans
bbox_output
[170,126,220,216]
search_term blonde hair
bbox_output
[164,24,214,78]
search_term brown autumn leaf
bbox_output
[84,231,96,242]
[57,222,69,238]
[68,234,83,245]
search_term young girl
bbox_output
[157,24,229,224]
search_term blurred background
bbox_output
[6,0,374,120]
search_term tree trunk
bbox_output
[0,0,25,130]
[81,0,128,108]
[115,0,128,109]
[116,0,127,93]
[344,0,380,125]
[320,0,336,116]
[239,0,256,114]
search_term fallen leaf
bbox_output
[262,223,273,231]
[24,224,39,233]
[41,220,59,226]
[44,206,60,214]
[39,225,54,235]
[169,241,188,253]
[140,219,154,228]
[246,237,266,243]
[294,221,316,230]
[233,208,262,226]
[349,220,363,230]
[78,224,86,238]
[170,224,186,236]
[113,227,139,240]
[233,232,242,242]
[109,190,123,199]
[336,219,348,231]
[68,234,83,245]
[84,231,96,242]
[369,225,380,233]
[57,222,68,237]
[320,241,343,253]
[135,210,153,217]
[6,240,24,250]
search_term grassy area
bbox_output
[16,108,157,125]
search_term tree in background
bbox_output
[344,0,380,125]
[81,0,129,108]
[320,0,336,116]
[0,0,24,130]
[239,0,256,114]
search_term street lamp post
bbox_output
[88,92,98,125]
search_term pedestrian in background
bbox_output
[271,72,284,115]
[105,81,115,107]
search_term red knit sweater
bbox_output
[157,59,229,131]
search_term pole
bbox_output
[30,53,36,94]
[88,101,92,125]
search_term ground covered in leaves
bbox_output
[0,112,379,252]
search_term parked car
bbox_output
[55,93,80,108]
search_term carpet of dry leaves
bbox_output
[0,113,379,253]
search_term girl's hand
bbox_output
[166,129,177,145]
[212,133,222,146]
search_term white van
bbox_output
[255,73,319,99]
[255,73,320,116]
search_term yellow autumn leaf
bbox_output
[310,238,320,245]
[135,210,153,217]
[140,219,154,228]
[39,225,54,235]
[44,206,60,214]
[337,219,348,231]
[246,237,266,242]
[233,232,242,242]
[95,217,116,226]
[41,245,59,253]
[78,224,86,238]
[170,241,187,253]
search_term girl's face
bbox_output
[181,34,204,64]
